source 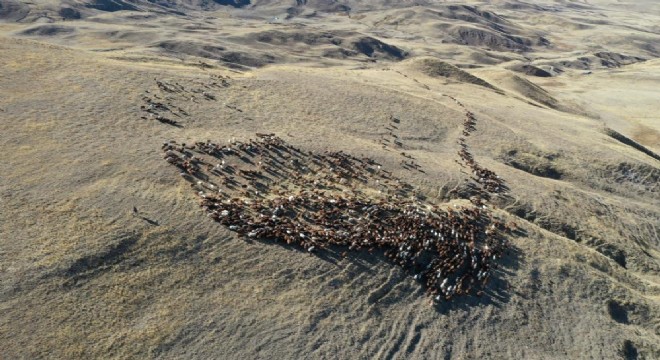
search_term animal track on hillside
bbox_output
[139,74,231,127]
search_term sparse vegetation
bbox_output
[1,1,659,359]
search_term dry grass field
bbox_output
[1,1,659,359]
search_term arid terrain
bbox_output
[1,1,659,359]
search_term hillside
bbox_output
[1,1,659,359]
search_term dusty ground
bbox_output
[1,1,659,359]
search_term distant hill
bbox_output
[0,0,428,22]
